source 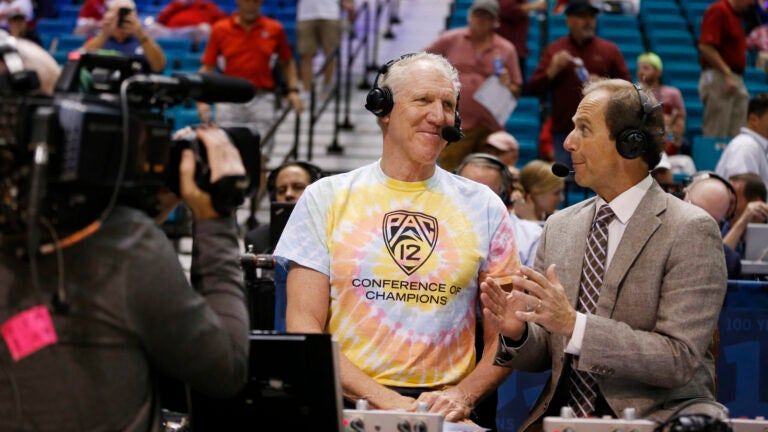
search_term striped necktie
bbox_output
[568,204,615,417]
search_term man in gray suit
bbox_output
[480,78,728,431]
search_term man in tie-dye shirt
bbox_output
[274,52,520,424]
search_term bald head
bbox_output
[0,36,61,95]
[686,178,731,222]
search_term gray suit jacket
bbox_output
[495,181,728,431]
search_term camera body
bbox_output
[1,50,259,237]
[117,7,132,27]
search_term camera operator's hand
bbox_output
[179,124,246,220]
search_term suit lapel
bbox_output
[598,183,666,316]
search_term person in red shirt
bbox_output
[698,0,753,138]
[197,0,303,136]
[526,0,630,167]
[497,0,546,86]
[425,0,523,172]
[145,0,227,45]
[73,0,106,37]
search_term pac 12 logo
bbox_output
[382,211,438,275]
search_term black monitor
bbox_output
[269,201,295,251]
[188,332,343,432]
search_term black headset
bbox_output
[365,53,462,135]
[455,153,513,206]
[616,83,663,159]
[266,161,323,201]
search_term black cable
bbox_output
[40,218,67,313]
[653,399,731,432]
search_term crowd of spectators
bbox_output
[11,0,768,256]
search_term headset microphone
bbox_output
[441,125,464,142]
[551,162,573,178]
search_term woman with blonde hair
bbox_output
[515,159,565,223]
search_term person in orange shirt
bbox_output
[197,0,303,136]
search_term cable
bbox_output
[40,218,67,312]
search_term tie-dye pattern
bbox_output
[275,162,519,388]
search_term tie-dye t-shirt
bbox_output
[274,162,520,388]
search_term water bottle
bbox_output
[573,57,589,83]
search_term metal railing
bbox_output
[249,0,396,220]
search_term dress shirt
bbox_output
[565,175,653,355]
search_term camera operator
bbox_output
[0,36,249,431]
[80,0,167,73]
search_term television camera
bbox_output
[0,37,260,254]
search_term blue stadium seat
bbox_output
[51,51,70,66]
[177,52,202,71]
[626,59,637,78]
[647,30,695,48]
[692,16,703,39]
[59,5,81,19]
[515,96,540,116]
[506,114,541,145]
[598,28,643,45]
[598,14,639,31]
[548,13,565,29]
[36,18,74,36]
[641,14,688,31]
[49,34,87,54]
[273,7,297,23]
[155,37,193,53]
[655,45,700,64]
[195,38,208,53]
[747,82,768,97]
[171,107,202,130]
[640,0,682,15]
[447,14,464,29]
[615,42,645,61]
[517,138,540,165]
[744,67,767,85]
[684,97,704,141]
[525,62,538,81]
[138,5,164,17]
[548,25,568,43]
[685,98,704,120]
[667,78,700,100]
[682,2,709,24]
[687,117,703,141]
[691,135,729,171]
[662,61,701,83]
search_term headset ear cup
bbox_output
[616,129,647,159]
[500,188,511,207]
[365,86,394,117]
[266,169,278,201]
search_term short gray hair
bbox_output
[379,52,461,103]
